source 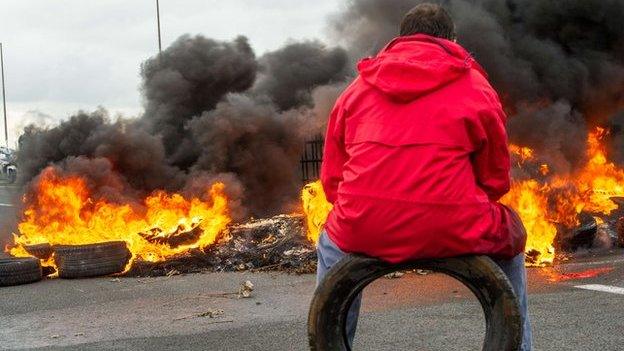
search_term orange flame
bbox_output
[575,127,624,214]
[7,167,231,268]
[509,144,535,163]
[301,181,332,244]
[503,127,624,265]
[302,127,624,267]
[500,180,557,265]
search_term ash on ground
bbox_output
[127,215,317,277]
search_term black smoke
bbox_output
[17,34,348,218]
[16,0,624,221]
[140,35,258,169]
[330,0,624,173]
[253,41,349,111]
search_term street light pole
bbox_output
[156,0,162,53]
[0,43,8,148]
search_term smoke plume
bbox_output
[330,0,624,173]
[18,34,348,218]
[16,0,624,221]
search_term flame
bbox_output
[509,144,535,162]
[6,167,231,269]
[301,181,332,244]
[500,180,557,265]
[574,127,624,214]
[504,127,624,265]
[302,127,624,267]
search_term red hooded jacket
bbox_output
[321,34,526,264]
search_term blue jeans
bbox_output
[316,231,532,350]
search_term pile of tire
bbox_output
[54,241,131,279]
[1,241,132,287]
[24,243,53,260]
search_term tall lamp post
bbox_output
[156,0,162,53]
[0,43,7,148]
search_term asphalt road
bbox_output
[1,184,624,350]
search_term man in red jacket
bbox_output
[317,3,531,350]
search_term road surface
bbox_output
[1,184,623,350]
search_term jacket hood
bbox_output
[357,34,486,102]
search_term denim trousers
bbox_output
[316,231,532,350]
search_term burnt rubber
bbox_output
[308,255,522,351]
[0,257,43,287]
[54,241,131,279]
[25,243,53,260]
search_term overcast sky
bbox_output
[0,0,342,146]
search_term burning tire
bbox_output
[0,257,43,287]
[308,255,522,351]
[54,241,131,279]
[25,243,53,260]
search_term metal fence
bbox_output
[300,135,325,183]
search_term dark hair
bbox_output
[399,3,457,40]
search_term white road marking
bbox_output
[575,284,624,295]
[0,203,14,207]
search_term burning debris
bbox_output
[8,166,231,270]
[127,215,316,276]
[4,0,624,273]
[207,215,314,272]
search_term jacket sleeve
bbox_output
[471,105,511,202]
[320,102,348,205]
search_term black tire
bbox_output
[25,243,53,260]
[308,255,522,351]
[0,257,43,287]
[54,241,131,279]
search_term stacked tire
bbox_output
[54,241,131,279]
[25,243,53,260]
[1,241,131,287]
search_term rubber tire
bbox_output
[308,255,522,351]
[54,241,131,279]
[0,257,43,287]
[25,243,54,260]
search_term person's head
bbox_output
[399,3,457,41]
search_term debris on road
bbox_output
[166,268,180,277]
[238,280,254,298]
[557,212,598,252]
[173,308,228,322]
[197,308,224,318]
[384,271,405,279]
[127,215,317,277]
